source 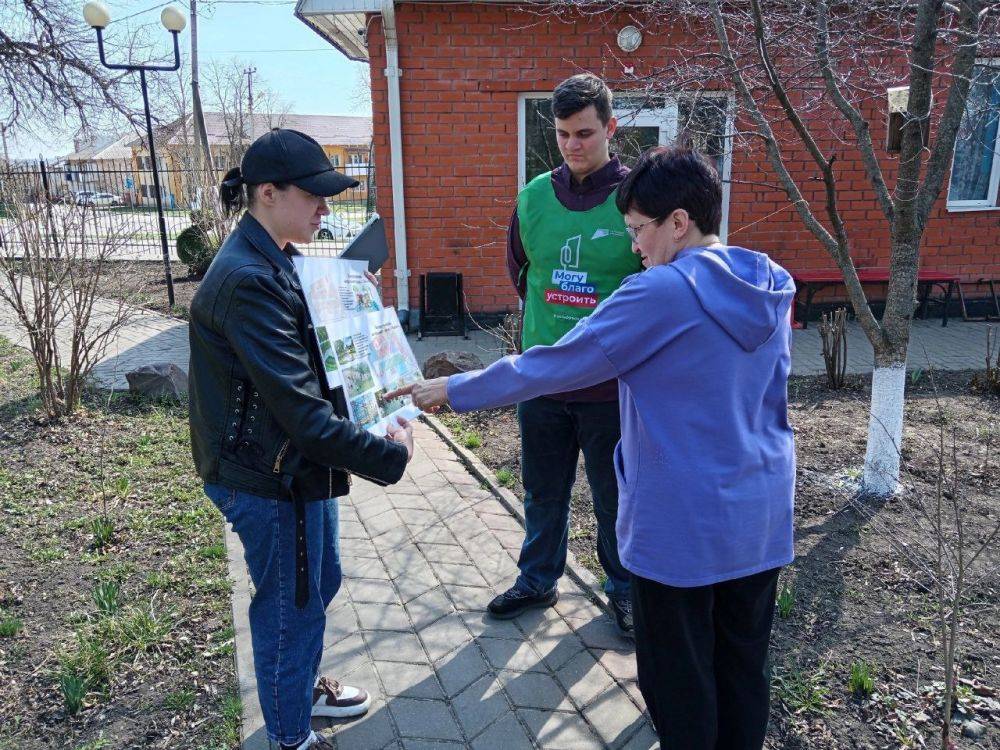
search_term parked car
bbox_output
[76,191,122,206]
[315,213,362,241]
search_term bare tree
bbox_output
[160,66,201,208]
[0,0,146,138]
[539,0,997,495]
[352,65,372,110]
[0,190,146,417]
[850,375,999,749]
[204,58,288,169]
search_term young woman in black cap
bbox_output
[188,129,413,750]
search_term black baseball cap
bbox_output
[241,128,359,197]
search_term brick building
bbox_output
[295,1,1000,323]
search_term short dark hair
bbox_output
[615,147,723,235]
[552,74,613,125]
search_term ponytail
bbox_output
[219,167,247,217]
[219,167,291,216]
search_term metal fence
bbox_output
[0,154,378,263]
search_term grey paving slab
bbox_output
[376,661,444,699]
[499,670,575,712]
[417,613,474,662]
[555,650,618,710]
[582,690,648,747]
[365,630,430,665]
[405,587,456,631]
[357,602,413,631]
[388,698,463,742]
[470,711,535,750]
[452,675,510,737]
[518,708,605,750]
[434,645,492,698]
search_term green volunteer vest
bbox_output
[517,172,640,351]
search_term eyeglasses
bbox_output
[624,218,657,241]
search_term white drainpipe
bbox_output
[381,0,410,320]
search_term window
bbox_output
[348,151,366,165]
[332,155,341,167]
[518,92,733,237]
[948,61,1000,210]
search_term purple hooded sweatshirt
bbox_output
[447,246,796,587]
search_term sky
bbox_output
[8,0,370,158]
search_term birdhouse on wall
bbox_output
[886,85,930,153]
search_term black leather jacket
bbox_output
[188,213,408,503]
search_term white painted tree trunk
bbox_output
[862,364,907,496]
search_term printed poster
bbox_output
[294,257,423,435]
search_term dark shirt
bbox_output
[506,156,631,402]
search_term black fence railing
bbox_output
[0,155,377,263]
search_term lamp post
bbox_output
[83,1,187,308]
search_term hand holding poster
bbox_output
[294,257,423,435]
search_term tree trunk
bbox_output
[862,359,907,496]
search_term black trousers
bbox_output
[630,567,781,750]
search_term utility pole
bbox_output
[244,65,257,143]
[0,125,10,168]
[190,0,214,181]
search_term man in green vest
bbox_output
[497,73,643,636]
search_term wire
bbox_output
[112,0,172,22]
[204,47,340,53]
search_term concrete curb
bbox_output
[420,412,613,616]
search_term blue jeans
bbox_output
[204,483,342,747]
[515,397,630,599]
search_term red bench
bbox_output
[792,268,958,328]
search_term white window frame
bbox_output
[517,91,734,240]
[947,57,1000,212]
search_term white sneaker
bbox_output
[311,676,372,718]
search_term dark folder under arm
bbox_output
[338,214,390,273]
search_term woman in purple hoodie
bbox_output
[389,146,795,749]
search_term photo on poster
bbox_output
[314,325,343,389]
[315,325,339,374]
[293,257,382,323]
[342,361,376,394]
[349,282,381,314]
[367,309,422,387]
[374,387,410,416]
[333,333,365,366]
[349,391,383,433]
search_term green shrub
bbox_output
[495,468,515,487]
[0,614,23,637]
[176,225,217,277]
[90,516,115,551]
[848,660,875,698]
[59,669,87,715]
[92,581,121,617]
[776,584,795,618]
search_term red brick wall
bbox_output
[367,3,1000,313]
